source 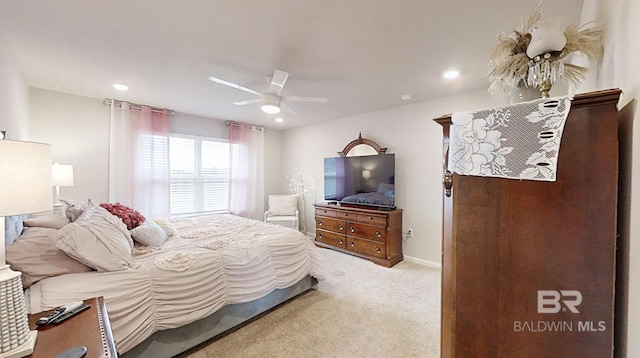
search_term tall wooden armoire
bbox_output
[433,89,622,357]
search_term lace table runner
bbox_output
[448,96,571,181]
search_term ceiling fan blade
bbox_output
[233,98,262,106]
[268,70,289,95]
[208,76,262,96]
[283,96,328,103]
[281,102,297,115]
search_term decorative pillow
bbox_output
[24,214,70,230]
[99,202,145,230]
[6,227,93,288]
[152,219,178,237]
[52,202,133,272]
[130,220,168,247]
[4,215,28,246]
[268,195,298,216]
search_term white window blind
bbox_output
[170,135,229,215]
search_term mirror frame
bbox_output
[338,133,388,157]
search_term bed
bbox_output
[5,200,326,357]
[340,183,395,207]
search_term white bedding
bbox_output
[25,214,326,353]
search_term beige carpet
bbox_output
[177,248,441,358]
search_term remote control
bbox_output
[50,304,90,324]
[36,301,84,326]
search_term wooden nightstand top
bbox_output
[27,296,117,358]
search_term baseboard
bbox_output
[403,255,441,269]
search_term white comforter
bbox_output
[26,214,326,353]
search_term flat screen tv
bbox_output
[324,153,395,210]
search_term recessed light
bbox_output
[443,70,460,79]
[401,94,413,101]
[113,83,129,91]
[275,117,284,123]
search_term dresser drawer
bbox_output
[335,210,356,220]
[316,229,346,248]
[346,237,386,259]
[356,213,387,226]
[316,217,346,233]
[315,207,337,217]
[347,222,387,242]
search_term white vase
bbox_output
[506,82,540,105]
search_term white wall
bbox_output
[282,90,502,265]
[0,34,29,140]
[29,89,110,202]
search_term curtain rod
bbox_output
[104,99,175,116]
[225,121,265,132]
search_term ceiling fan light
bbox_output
[261,93,282,114]
[261,103,281,114]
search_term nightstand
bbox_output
[27,297,117,358]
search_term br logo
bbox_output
[537,290,582,314]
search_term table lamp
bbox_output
[0,140,52,358]
[52,162,74,216]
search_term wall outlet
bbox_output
[407,228,414,238]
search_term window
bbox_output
[170,134,229,215]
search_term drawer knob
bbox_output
[375,247,381,253]
[339,225,344,231]
[350,241,355,247]
[319,222,323,226]
[344,213,348,216]
[318,234,322,239]
[350,227,355,233]
[339,239,343,244]
[369,216,373,220]
[376,231,381,237]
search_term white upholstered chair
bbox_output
[264,194,300,231]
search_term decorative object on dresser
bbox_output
[0,140,52,358]
[433,89,622,357]
[315,134,402,267]
[488,4,602,99]
[28,297,117,358]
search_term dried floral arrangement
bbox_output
[487,5,602,96]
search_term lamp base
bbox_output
[0,331,37,358]
[52,202,66,217]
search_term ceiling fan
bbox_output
[208,69,328,115]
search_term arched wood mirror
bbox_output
[338,133,387,157]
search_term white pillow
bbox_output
[130,220,168,247]
[6,227,93,287]
[52,202,133,272]
[152,219,178,237]
[24,214,70,229]
[268,195,298,216]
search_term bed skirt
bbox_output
[121,275,318,357]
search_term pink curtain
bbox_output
[228,123,264,220]
[109,102,170,218]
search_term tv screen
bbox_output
[324,154,395,209]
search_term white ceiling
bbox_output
[0,0,584,129]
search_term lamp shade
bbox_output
[0,140,52,216]
[52,162,74,187]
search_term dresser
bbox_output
[314,203,403,267]
[28,296,117,358]
[433,89,622,357]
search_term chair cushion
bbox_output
[268,195,298,216]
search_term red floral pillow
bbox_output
[99,203,145,230]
